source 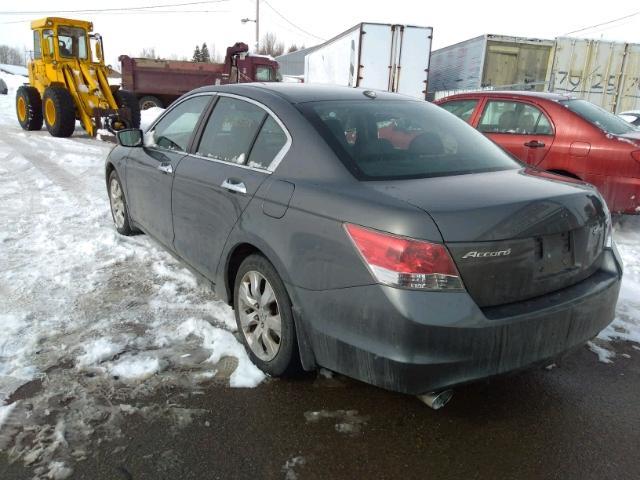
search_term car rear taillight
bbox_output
[345,224,463,291]
[632,151,640,164]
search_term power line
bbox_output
[261,0,325,42]
[0,0,229,15]
[564,10,640,35]
[0,9,229,25]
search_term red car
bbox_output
[435,92,640,214]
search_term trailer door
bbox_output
[358,23,395,91]
[396,26,433,99]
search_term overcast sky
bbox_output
[1,0,639,68]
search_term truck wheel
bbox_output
[115,90,141,129]
[16,86,43,131]
[139,96,163,110]
[43,87,76,137]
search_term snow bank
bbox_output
[590,216,640,361]
[0,63,28,76]
[0,70,26,94]
[141,107,165,130]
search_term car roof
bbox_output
[619,110,640,115]
[439,90,573,102]
[191,82,409,104]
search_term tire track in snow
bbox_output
[0,135,91,204]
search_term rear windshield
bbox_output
[300,99,520,180]
[559,99,637,135]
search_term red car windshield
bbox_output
[560,99,637,136]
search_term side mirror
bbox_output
[116,128,143,147]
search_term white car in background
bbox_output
[618,111,640,127]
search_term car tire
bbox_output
[108,170,136,236]
[43,86,76,137]
[16,86,43,131]
[139,95,163,110]
[233,254,302,377]
[114,89,141,129]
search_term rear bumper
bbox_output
[291,247,622,395]
[584,173,640,214]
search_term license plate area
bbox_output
[535,231,574,277]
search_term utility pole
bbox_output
[241,0,260,53]
[255,0,260,53]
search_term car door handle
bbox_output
[157,163,173,174]
[524,140,545,148]
[221,178,247,194]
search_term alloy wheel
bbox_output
[109,178,125,229]
[237,270,282,361]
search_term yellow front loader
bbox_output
[16,17,140,138]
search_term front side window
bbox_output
[440,99,478,122]
[478,100,553,135]
[302,99,520,180]
[43,30,54,57]
[560,99,637,135]
[33,31,42,59]
[196,97,266,165]
[147,95,211,152]
[255,66,273,81]
[57,26,87,59]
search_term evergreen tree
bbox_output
[200,43,211,63]
[192,45,201,62]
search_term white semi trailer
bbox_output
[304,23,433,100]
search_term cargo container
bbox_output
[304,23,433,99]
[546,37,640,113]
[120,42,279,110]
[428,34,554,99]
[430,34,640,113]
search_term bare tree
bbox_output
[208,43,223,63]
[258,32,285,57]
[0,45,25,65]
[138,47,158,59]
[287,44,299,53]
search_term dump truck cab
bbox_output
[16,17,139,137]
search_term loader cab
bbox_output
[31,18,96,64]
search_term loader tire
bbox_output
[139,95,163,110]
[16,86,43,131]
[43,87,76,138]
[115,90,141,129]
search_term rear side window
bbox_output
[197,97,266,165]
[301,99,520,180]
[478,100,553,135]
[439,99,478,122]
[560,99,636,135]
[247,116,288,169]
[147,95,210,151]
[255,66,273,81]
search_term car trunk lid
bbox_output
[366,168,608,307]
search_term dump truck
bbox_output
[16,17,140,138]
[119,43,280,110]
[303,23,433,100]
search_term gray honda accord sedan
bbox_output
[106,83,622,398]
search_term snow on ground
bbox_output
[0,71,263,478]
[589,216,640,361]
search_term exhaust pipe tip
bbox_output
[417,389,454,410]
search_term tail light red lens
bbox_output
[345,224,463,291]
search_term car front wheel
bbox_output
[108,170,135,236]
[234,254,302,376]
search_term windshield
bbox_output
[57,26,87,59]
[559,99,637,135]
[300,99,520,180]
